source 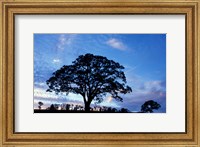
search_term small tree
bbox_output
[50,104,56,110]
[141,100,161,113]
[46,53,132,112]
[111,108,117,112]
[54,104,60,110]
[66,104,71,111]
[120,108,129,113]
[107,107,112,112]
[38,101,44,110]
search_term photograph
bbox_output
[34,34,166,113]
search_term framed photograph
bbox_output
[0,0,200,146]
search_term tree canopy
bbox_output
[141,100,161,113]
[38,101,44,110]
[46,53,132,112]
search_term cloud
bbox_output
[114,80,166,112]
[34,51,58,83]
[52,59,61,63]
[106,96,113,103]
[106,38,127,51]
[57,34,76,50]
[139,80,166,92]
[34,82,48,89]
[124,65,137,73]
[34,88,59,99]
[34,87,83,102]
[119,91,166,112]
[54,34,82,63]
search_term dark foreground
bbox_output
[34,110,136,113]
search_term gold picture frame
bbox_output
[0,0,200,146]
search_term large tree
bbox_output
[46,53,132,112]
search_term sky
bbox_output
[34,34,166,112]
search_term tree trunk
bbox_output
[85,101,91,112]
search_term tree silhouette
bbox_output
[141,100,161,113]
[54,104,60,110]
[111,108,117,112]
[120,108,130,113]
[46,53,132,112]
[66,104,70,111]
[38,101,44,110]
[50,104,56,110]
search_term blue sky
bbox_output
[34,34,166,112]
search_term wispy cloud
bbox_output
[34,87,83,100]
[139,80,166,92]
[57,34,76,50]
[34,82,47,89]
[106,38,127,51]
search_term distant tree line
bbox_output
[37,99,161,113]
[44,103,130,113]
